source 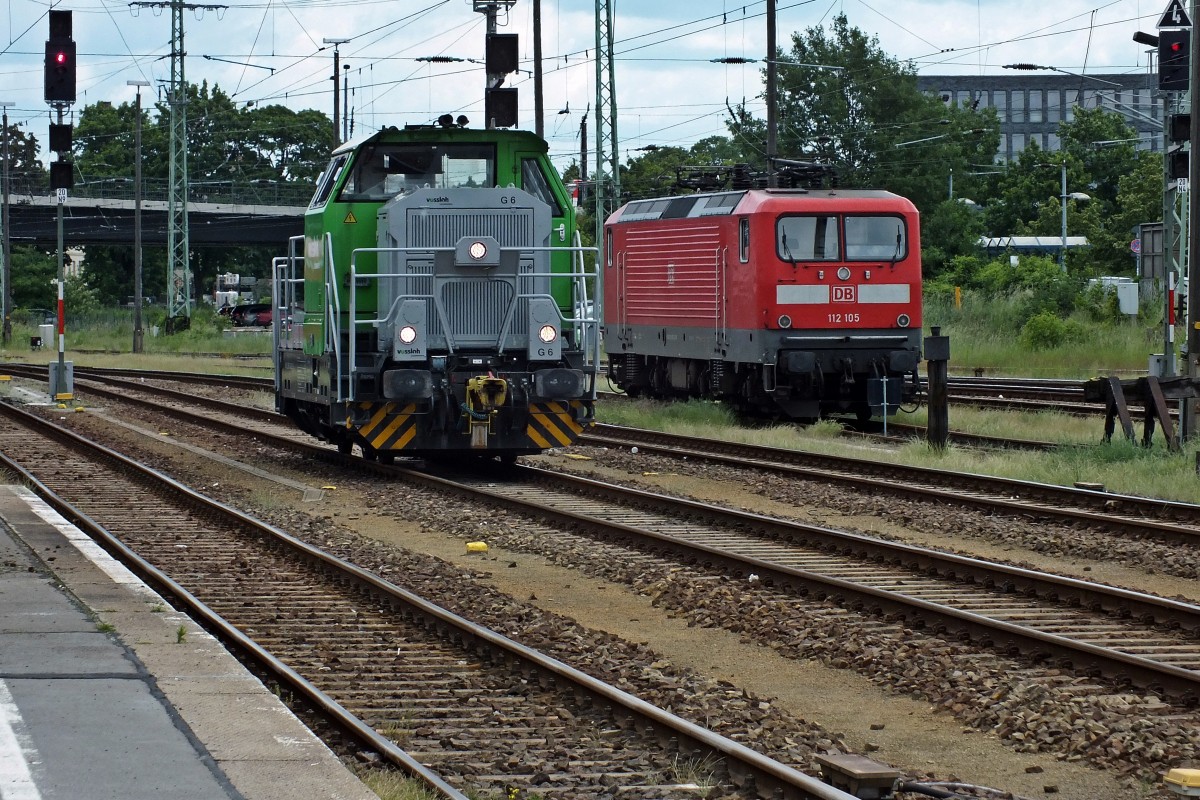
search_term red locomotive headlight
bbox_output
[897,314,911,328]
[777,314,793,329]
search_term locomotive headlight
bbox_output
[837,267,851,281]
[468,240,488,260]
[778,315,793,329]
[538,324,558,343]
[897,314,911,328]
[398,325,418,344]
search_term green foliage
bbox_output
[724,13,999,214]
[2,121,48,186]
[920,200,986,279]
[1076,282,1127,324]
[64,274,103,314]
[924,289,1165,378]
[978,107,1151,278]
[620,145,695,200]
[8,246,59,309]
[64,80,335,308]
[1019,310,1085,350]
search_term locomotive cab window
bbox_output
[845,215,907,261]
[520,158,566,215]
[777,215,839,262]
[309,154,349,209]
[338,143,496,201]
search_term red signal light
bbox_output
[55,51,67,65]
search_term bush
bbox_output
[1019,310,1087,350]
[1076,282,1125,324]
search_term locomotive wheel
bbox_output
[855,404,874,423]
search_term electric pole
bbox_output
[594,0,618,250]
[130,0,227,333]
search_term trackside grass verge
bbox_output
[597,397,1200,505]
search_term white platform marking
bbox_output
[0,679,42,800]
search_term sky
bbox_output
[0,0,1176,172]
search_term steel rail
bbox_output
[0,399,861,800]
[581,424,1200,541]
[25,370,1200,700]
[0,403,468,800]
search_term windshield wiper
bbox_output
[781,233,799,267]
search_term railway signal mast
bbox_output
[45,10,75,401]
[1183,0,1200,439]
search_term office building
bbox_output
[917,72,1164,162]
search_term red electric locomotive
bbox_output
[603,187,923,421]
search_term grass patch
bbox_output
[601,397,1200,504]
[354,769,443,800]
[355,769,520,800]
[664,753,722,797]
[925,291,1165,379]
[903,406,1103,445]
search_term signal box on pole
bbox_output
[1159,29,1190,91]
[44,10,76,104]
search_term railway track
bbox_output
[580,424,1200,543]
[0,400,862,800]
[15,364,1200,557]
[10,366,1200,787]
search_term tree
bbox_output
[2,122,48,192]
[9,247,59,310]
[620,146,692,200]
[921,199,987,281]
[726,14,999,213]
[981,107,1152,276]
[1058,106,1139,208]
[67,82,336,305]
[1088,151,1161,273]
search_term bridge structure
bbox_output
[4,177,307,247]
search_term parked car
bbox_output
[230,303,272,327]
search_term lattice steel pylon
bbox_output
[130,1,225,330]
[594,0,618,251]
[166,2,190,325]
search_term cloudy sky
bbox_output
[0,0,1172,170]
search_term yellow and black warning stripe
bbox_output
[355,401,419,451]
[526,400,591,449]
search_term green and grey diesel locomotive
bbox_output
[272,118,599,462]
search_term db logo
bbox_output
[832,285,856,303]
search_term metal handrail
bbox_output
[323,233,344,402]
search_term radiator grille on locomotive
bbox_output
[376,187,551,351]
